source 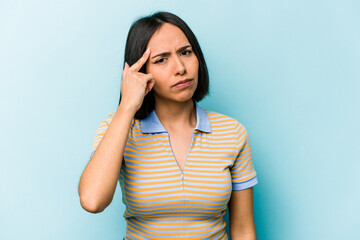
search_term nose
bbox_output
[174,55,186,76]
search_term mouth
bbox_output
[173,78,193,87]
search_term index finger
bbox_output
[129,47,151,72]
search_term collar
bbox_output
[140,101,212,134]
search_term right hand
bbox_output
[120,48,155,111]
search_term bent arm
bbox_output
[78,104,136,213]
[228,187,256,240]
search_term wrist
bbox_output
[117,102,138,116]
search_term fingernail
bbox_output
[145,47,150,54]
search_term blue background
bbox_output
[1,0,359,239]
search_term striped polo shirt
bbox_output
[90,100,258,239]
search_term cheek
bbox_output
[146,66,160,81]
[152,72,167,90]
[190,57,199,73]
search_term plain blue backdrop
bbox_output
[1,0,359,239]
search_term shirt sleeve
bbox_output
[230,121,258,191]
[89,113,114,159]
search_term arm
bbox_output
[78,104,136,213]
[78,47,154,214]
[228,187,256,240]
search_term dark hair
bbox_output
[119,11,209,119]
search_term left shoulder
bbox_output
[204,109,244,129]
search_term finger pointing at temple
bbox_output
[129,47,151,72]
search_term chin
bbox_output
[154,89,196,103]
[176,95,195,103]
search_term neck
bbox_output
[154,98,197,132]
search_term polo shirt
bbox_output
[90,101,258,239]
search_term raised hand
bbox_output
[120,47,155,111]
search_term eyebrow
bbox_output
[150,45,192,59]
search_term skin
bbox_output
[228,188,257,240]
[145,23,199,102]
[79,22,256,239]
[144,23,199,170]
[144,23,257,239]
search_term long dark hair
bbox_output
[120,11,209,119]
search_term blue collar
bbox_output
[140,101,212,134]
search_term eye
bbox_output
[154,58,166,64]
[181,50,192,56]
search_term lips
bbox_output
[173,78,192,87]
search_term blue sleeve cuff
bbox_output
[232,176,258,191]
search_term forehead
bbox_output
[147,23,190,51]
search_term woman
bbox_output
[78,11,258,240]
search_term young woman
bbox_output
[78,11,258,240]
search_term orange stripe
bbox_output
[232,172,257,182]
